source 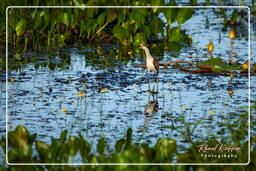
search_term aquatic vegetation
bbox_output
[1,0,193,51]
[0,108,254,170]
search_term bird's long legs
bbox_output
[156,74,158,93]
[148,71,151,91]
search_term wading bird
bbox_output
[140,45,159,91]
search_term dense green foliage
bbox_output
[0,109,255,170]
[0,0,194,51]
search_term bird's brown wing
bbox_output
[153,56,159,73]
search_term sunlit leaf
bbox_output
[59,12,69,25]
[154,138,177,161]
[15,19,26,36]
[177,8,193,26]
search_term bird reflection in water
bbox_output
[142,92,159,130]
[227,74,234,97]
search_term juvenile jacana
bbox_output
[140,45,159,74]
[140,45,159,91]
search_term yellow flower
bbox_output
[206,40,214,52]
[140,42,145,47]
[9,78,15,82]
[100,89,108,93]
[181,105,186,109]
[62,108,68,114]
[188,35,192,39]
[229,28,235,39]
[230,73,233,79]
[209,110,214,115]
[227,90,234,96]
[78,92,85,97]
[128,51,133,55]
[129,20,136,24]
[242,60,248,70]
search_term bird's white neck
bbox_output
[143,48,152,58]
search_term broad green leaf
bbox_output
[67,136,79,156]
[50,16,57,28]
[59,12,69,25]
[149,18,164,35]
[150,0,164,13]
[177,8,193,26]
[15,19,26,36]
[115,139,125,152]
[107,9,117,23]
[42,11,49,30]
[97,138,107,155]
[154,138,177,161]
[113,25,129,41]
[168,27,182,42]
[79,134,91,159]
[133,32,146,46]
[162,8,178,25]
[32,12,41,30]
[97,12,106,25]
[80,20,86,34]
[85,18,94,34]
[143,25,151,39]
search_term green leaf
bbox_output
[15,19,26,36]
[32,12,41,30]
[133,32,146,46]
[42,11,49,30]
[67,136,79,156]
[115,139,125,152]
[59,130,67,144]
[113,25,129,41]
[59,12,69,25]
[143,25,151,39]
[85,18,94,34]
[177,8,193,26]
[162,8,178,25]
[107,9,117,23]
[79,134,91,159]
[97,138,107,155]
[154,138,177,161]
[150,0,164,13]
[168,27,182,42]
[97,12,106,25]
[50,16,57,28]
[149,18,164,35]
[80,20,86,34]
